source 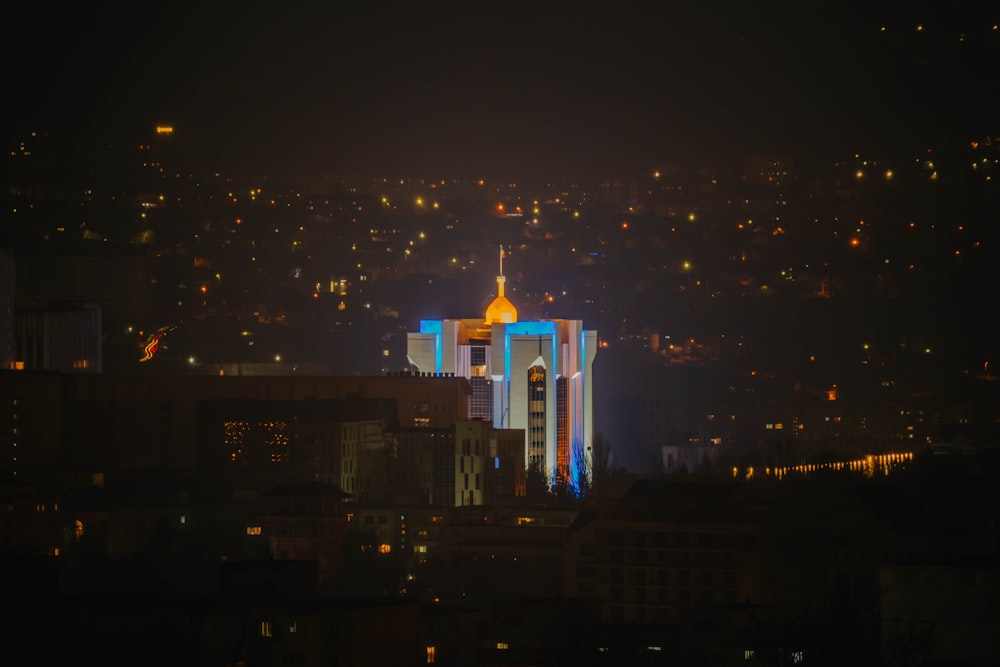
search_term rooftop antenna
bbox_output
[497,245,506,297]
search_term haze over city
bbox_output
[7,2,998,180]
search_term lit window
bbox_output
[261,621,272,637]
[426,646,435,663]
[497,642,508,650]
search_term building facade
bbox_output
[0,373,470,478]
[454,419,526,507]
[406,248,597,488]
[0,249,13,371]
[15,302,103,373]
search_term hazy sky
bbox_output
[8,1,997,181]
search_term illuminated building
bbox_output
[406,248,597,487]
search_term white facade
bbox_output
[406,250,597,487]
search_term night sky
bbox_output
[7,1,998,180]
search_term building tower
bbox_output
[0,249,14,370]
[406,247,597,488]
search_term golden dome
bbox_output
[485,292,517,324]
[485,246,518,324]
